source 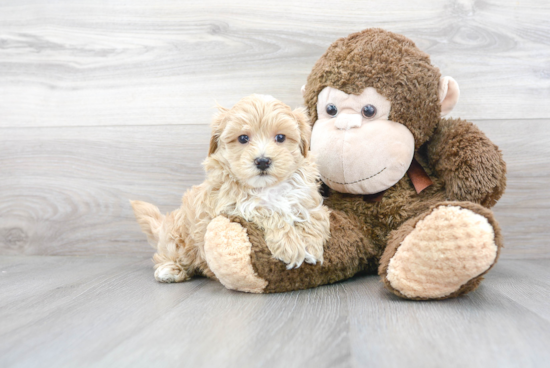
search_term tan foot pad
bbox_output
[204,216,268,293]
[387,205,497,299]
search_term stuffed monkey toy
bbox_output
[203,28,507,300]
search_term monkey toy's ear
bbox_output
[293,107,311,157]
[209,104,228,156]
[439,76,460,116]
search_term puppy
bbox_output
[131,95,330,283]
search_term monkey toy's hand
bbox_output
[427,118,507,207]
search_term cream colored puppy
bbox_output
[131,95,330,283]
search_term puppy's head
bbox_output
[208,94,310,188]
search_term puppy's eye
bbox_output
[275,134,286,143]
[238,135,249,144]
[326,103,338,117]
[361,104,377,118]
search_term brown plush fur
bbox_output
[303,28,442,148]
[212,29,507,299]
[428,118,507,207]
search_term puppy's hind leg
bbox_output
[131,200,191,283]
[153,250,190,283]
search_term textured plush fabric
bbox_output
[213,29,507,299]
[379,201,504,300]
[385,205,498,299]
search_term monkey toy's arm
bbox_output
[427,117,507,207]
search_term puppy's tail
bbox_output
[130,200,164,249]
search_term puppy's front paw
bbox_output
[301,207,330,267]
[154,262,189,283]
[303,237,324,266]
[267,234,323,270]
[265,236,302,269]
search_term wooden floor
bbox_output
[1,256,549,368]
[2,1,550,367]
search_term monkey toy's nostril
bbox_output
[254,157,272,171]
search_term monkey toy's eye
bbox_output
[326,103,338,117]
[275,134,286,143]
[238,135,249,144]
[361,104,377,118]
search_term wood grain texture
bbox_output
[0,125,210,256]
[1,0,550,129]
[476,120,550,258]
[0,256,549,368]
[1,120,549,257]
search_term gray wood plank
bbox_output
[345,268,550,368]
[1,120,549,257]
[0,256,209,368]
[0,125,209,256]
[0,256,549,368]
[477,120,550,258]
[97,282,352,368]
[0,255,144,310]
[483,259,550,322]
[1,0,550,128]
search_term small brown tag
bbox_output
[407,158,433,194]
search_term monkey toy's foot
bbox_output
[204,216,268,293]
[379,202,503,300]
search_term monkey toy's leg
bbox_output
[378,201,503,300]
[203,211,378,293]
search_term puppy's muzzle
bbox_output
[254,157,272,171]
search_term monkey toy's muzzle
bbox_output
[311,117,415,195]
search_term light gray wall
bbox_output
[1,0,549,258]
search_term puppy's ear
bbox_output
[208,132,219,157]
[130,200,164,247]
[209,104,228,156]
[293,107,311,157]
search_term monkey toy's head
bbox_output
[303,28,460,195]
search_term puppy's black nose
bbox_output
[254,157,272,171]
